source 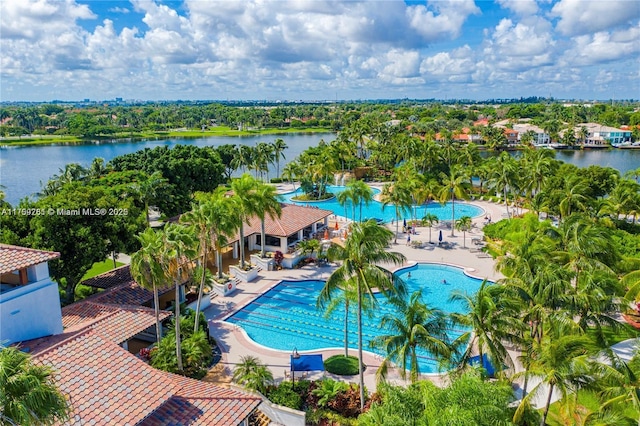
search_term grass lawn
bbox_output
[81,259,124,282]
[324,355,361,376]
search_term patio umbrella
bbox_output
[403,218,407,228]
[335,221,339,230]
[439,230,443,244]
[323,228,329,240]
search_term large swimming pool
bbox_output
[226,263,485,374]
[281,185,483,223]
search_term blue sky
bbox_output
[1,0,638,102]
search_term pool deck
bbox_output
[203,183,513,392]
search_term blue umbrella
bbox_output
[439,230,443,243]
[403,218,407,228]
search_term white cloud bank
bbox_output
[0,0,638,101]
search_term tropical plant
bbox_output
[455,215,473,248]
[161,223,198,372]
[380,182,412,244]
[130,227,167,345]
[272,138,288,178]
[318,220,406,409]
[371,290,452,383]
[421,213,439,244]
[232,355,273,394]
[253,181,282,258]
[230,174,261,269]
[0,345,70,426]
[438,165,470,237]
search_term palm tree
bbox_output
[318,221,406,409]
[230,174,261,269]
[348,180,373,222]
[449,281,519,377]
[180,200,215,334]
[371,290,451,384]
[487,152,517,219]
[421,213,439,244]
[0,345,70,426]
[380,182,412,244]
[271,138,288,178]
[253,182,282,258]
[130,227,167,345]
[438,166,470,237]
[455,215,473,248]
[514,333,595,426]
[337,186,356,222]
[162,223,198,373]
[282,161,302,191]
[131,171,169,227]
[591,349,640,424]
[232,355,273,394]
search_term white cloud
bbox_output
[496,0,538,16]
[408,0,481,41]
[550,0,640,36]
[560,24,640,66]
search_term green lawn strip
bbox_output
[323,355,361,376]
[1,127,333,147]
[81,259,124,282]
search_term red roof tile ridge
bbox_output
[0,243,60,256]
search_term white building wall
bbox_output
[0,279,63,345]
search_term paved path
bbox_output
[203,193,511,392]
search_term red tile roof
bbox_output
[33,330,179,425]
[140,374,261,426]
[81,265,173,306]
[62,301,171,345]
[243,203,332,237]
[30,330,261,426]
[0,243,60,274]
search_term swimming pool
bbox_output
[225,263,485,374]
[281,185,483,223]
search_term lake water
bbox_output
[0,134,638,206]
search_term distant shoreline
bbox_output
[0,126,334,147]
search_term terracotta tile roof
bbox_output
[0,243,60,274]
[140,374,261,426]
[61,301,171,345]
[29,330,260,426]
[243,203,332,238]
[81,264,132,289]
[81,265,173,306]
[32,330,179,425]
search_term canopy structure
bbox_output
[290,354,324,372]
[468,354,496,377]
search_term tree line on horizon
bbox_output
[1,100,639,140]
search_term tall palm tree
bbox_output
[130,227,167,345]
[438,166,470,237]
[231,174,261,269]
[371,290,451,384]
[514,333,595,426]
[318,221,406,409]
[487,152,518,219]
[271,138,288,178]
[421,213,439,244]
[591,349,640,425]
[348,180,373,222]
[253,182,282,258]
[455,215,473,248]
[449,281,519,377]
[180,200,215,334]
[162,223,198,373]
[380,182,412,244]
[0,346,70,426]
[131,171,169,227]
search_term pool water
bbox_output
[281,185,483,223]
[226,263,484,374]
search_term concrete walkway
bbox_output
[203,193,511,392]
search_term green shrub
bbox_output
[324,355,361,376]
[266,382,303,410]
[270,177,284,183]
